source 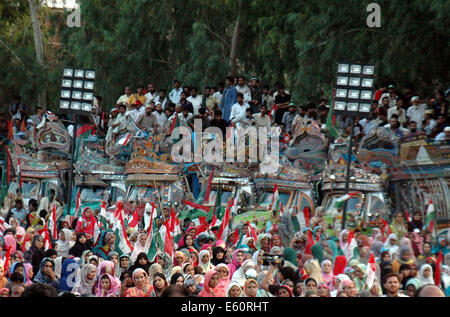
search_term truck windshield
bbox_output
[81,187,108,203]
[258,191,290,207]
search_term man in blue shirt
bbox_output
[219,76,238,122]
[8,199,27,226]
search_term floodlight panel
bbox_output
[71,101,81,110]
[362,65,375,75]
[334,101,346,111]
[61,90,71,98]
[60,100,70,109]
[349,77,361,87]
[337,64,349,73]
[350,64,362,74]
[72,91,83,99]
[62,79,72,88]
[347,102,359,112]
[84,81,94,90]
[336,89,347,98]
[82,103,92,112]
[83,92,94,101]
[74,69,85,78]
[348,90,360,99]
[337,76,349,86]
[63,68,74,77]
[360,91,373,100]
[73,80,84,89]
[85,70,95,79]
[361,78,374,88]
[359,103,371,113]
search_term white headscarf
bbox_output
[72,263,96,296]
[56,228,75,257]
[231,259,256,287]
[418,264,434,286]
[226,282,243,297]
[199,250,214,272]
[130,232,151,263]
[383,233,399,258]
[339,229,357,260]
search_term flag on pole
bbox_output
[335,192,360,209]
[74,190,82,217]
[434,251,443,287]
[0,217,11,232]
[303,206,310,228]
[117,133,132,146]
[268,104,278,121]
[366,252,376,289]
[424,199,436,237]
[182,200,211,213]
[2,246,11,274]
[217,199,234,241]
[49,205,58,240]
[128,208,140,228]
[115,210,133,255]
[405,211,412,223]
[163,221,174,257]
[304,230,314,255]
[42,223,52,249]
[203,167,215,204]
[147,202,156,235]
[246,221,258,242]
[17,158,22,190]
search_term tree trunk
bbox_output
[28,0,46,109]
[229,2,242,76]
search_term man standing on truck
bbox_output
[38,189,65,222]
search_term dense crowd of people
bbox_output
[0,76,449,297]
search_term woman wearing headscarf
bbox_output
[339,229,358,261]
[368,228,382,245]
[96,273,120,297]
[433,234,449,256]
[392,245,415,273]
[117,254,130,278]
[34,257,59,288]
[283,247,298,267]
[23,263,34,286]
[405,278,421,297]
[92,230,116,260]
[21,227,37,252]
[130,232,151,263]
[352,263,368,292]
[406,211,423,233]
[417,241,434,267]
[155,252,173,280]
[8,217,25,243]
[241,278,259,297]
[55,228,74,258]
[188,248,199,267]
[197,270,220,297]
[53,256,64,279]
[226,281,243,297]
[129,253,151,275]
[321,259,335,289]
[59,258,79,292]
[324,240,339,262]
[389,213,408,240]
[96,260,121,287]
[124,268,152,297]
[383,233,399,259]
[80,250,94,267]
[150,272,168,297]
[228,249,244,277]
[211,246,226,266]
[72,263,96,296]
[231,259,256,287]
[256,233,271,254]
[215,263,231,291]
[330,274,350,297]
[3,234,17,255]
[170,272,184,286]
[370,240,385,261]
[23,235,45,275]
[418,264,434,287]
[69,233,92,258]
[303,259,324,283]
[252,250,264,272]
[198,249,214,272]
[311,244,324,264]
[149,263,164,284]
[75,207,96,239]
[173,251,186,267]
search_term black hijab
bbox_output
[211,246,226,266]
[130,252,151,273]
[69,233,92,257]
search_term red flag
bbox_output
[217,199,234,241]
[3,246,12,274]
[164,221,174,257]
[434,251,443,286]
[21,233,31,252]
[203,167,215,204]
[183,200,211,213]
[232,228,240,246]
[279,203,284,217]
[147,202,156,235]
[113,201,124,218]
[303,206,310,228]
[7,120,13,140]
[194,216,209,237]
[51,205,58,240]
[6,147,11,184]
[246,221,258,242]
[405,211,412,223]
[42,223,52,249]
[305,230,314,255]
[169,113,178,134]
[118,210,134,251]
[348,228,355,246]
[380,218,391,236]
[74,190,81,217]
[128,208,140,228]
[169,208,176,234]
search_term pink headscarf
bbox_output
[23,263,33,286]
[3,235,17,254]
[215,263,231,291]
[321,259,334,288]
[96,260,120,286]
[95,273,120,297]
[227,249,243,277]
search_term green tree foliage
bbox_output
[0,0,448,111]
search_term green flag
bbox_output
[326,98,340,138]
